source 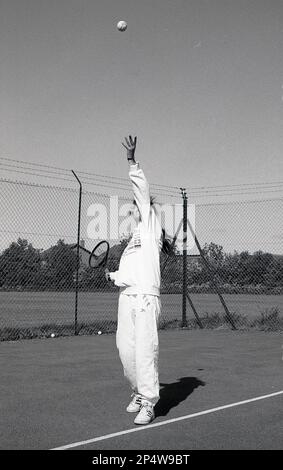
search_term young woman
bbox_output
[105,135,163,425]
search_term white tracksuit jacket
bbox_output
[110,162,162,295]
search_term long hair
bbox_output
[133,197,173,255]
[161,228,173,255]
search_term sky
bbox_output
[1,0,283,186]
[0,0,283,254]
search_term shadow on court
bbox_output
[155,377,206,417]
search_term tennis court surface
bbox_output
[1,330,282,450]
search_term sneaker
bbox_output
[126,393,142,413]
[134,400,155,425]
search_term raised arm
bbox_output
[122,135,150,223]
[105,135,151,284]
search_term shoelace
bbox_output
[141,402,153,417]
[131,393,142,404]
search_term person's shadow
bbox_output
[155,377,205,417]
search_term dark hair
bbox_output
[132,197,173,255]
[161,228,173,255]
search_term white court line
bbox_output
[51,390,283,450]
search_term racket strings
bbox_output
[89,241,109,268]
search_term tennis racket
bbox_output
[89,240,110,269]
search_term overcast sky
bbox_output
[0,0,282,253]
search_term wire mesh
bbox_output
[0,176,282,341]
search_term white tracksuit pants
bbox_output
[116,293,161,405]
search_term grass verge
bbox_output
[1,307,282,341]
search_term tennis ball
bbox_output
[117,20,127,32]
[51,333,55,338]
[98,331,102,335]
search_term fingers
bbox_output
[129,135,137,147]
[122,135,137,149]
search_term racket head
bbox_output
[89,241,110,268]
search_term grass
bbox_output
[251,306,283,331]
[1,307,282,341]
[0,320,117,342]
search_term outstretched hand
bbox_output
[122,135,137,162]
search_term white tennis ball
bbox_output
[117,20,127,32]
[98,331,102,335]
[51,333,55,338]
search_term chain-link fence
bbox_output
[0,176,282,341]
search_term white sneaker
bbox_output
[126,393,142,413]
[134,400,155,425]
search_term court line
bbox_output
[51,390,283,450]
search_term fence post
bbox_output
[161,218,203,329]
[186,216,237,330]
[181,188,188,327]
[71,170,82,336]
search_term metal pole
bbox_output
[181,188,187,327]
[161,213,203,329]
[186,292,203,329]
[71,170,82,336]
[186,216,236,330]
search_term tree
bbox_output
[202,242,225,269]
[42,239,77,289]
[0,238,41,288]
[246,251,274,284]
[192,242,225,284]
[263,257,283,287]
